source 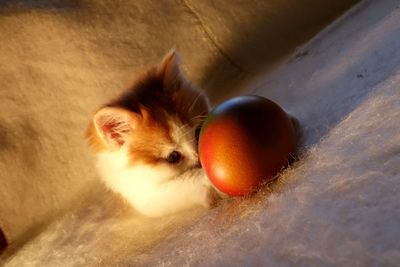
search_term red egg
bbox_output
[199,95,297,196]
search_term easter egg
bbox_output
[199,95,297,196]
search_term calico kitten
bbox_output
[86,50,218,217]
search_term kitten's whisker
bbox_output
[190,115,208,120]
[177,123,188,132]
[190,115,208,124]
[187,91,203,114]
[188,137,196,143]
[180,127,194,139]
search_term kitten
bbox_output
[86,50,219,217]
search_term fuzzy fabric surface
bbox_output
[2,0,400,266]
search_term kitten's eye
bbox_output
[166,151,182,164]
[195,125,202,142]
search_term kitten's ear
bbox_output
[158,49,184,91]
[92,107,139,150]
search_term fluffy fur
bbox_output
[86,51,217,217]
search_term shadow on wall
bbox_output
[0,229,6,254]
[0,0,80,10]
[186,0,360,103]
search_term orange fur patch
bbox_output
[128,106,173,165]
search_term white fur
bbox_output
[96,149,210,217]
[96,117,211,218]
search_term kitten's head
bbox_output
[87,50,210,176]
